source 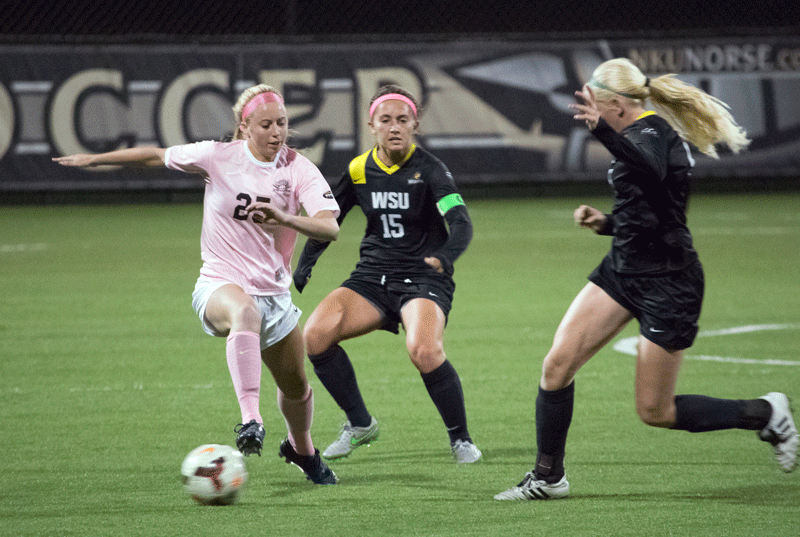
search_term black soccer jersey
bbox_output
[294,144,472,286]
[591,112,699,274]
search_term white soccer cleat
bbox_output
[322,417,380,459]
[494,472,569,500]
[451,439,482,464]
[758,392,798,472]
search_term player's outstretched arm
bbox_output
[53,147,167,168]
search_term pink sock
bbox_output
[226,331,263,424]
[278,386,314,456]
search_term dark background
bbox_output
[3,0,798,41]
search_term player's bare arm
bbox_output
[52,147,167,168]
[245,203,338,242]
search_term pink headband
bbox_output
[369,93,418,118]
[241,92,284,120]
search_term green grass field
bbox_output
[1,193,798,537]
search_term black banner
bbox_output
[2,37,799,192]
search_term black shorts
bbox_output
[588,256,704,351]
[341,269,455,334]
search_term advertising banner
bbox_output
[2,37,799,192]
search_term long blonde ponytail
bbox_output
[588,58,749,158]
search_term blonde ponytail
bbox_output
[588,58,749,158]
[647,75,749,158]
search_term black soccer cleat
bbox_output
[279,438,338,485]
[234,419,265,457]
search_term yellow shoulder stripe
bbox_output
[348,150,371,184]
[349,145,417,182]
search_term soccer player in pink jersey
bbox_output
[54,84,341,485]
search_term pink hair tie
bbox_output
[369,93,418,118]
[241,92,284,120]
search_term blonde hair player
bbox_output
[54,84,341,485]
[495,58,797,501]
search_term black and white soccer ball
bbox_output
[181,444,247,505]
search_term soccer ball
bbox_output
[181,444,247,505]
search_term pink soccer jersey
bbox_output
[165,140,339,295]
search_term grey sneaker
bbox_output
[494,472,569,500]
[758,392,798,472]
[322,417,380,459]
[451,439,482,463]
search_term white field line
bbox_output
[0,243,48,253]
[5,383,219,395]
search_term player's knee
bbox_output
[636,401,675,428]
[407,340,444,371]
[540,352,578,390]
[303,319,336,357]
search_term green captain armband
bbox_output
[436,193,465,216]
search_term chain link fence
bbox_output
[3,0,799,41]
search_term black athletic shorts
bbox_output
[588,255,704,351]
[341,269,455,334]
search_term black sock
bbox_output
[740,398,772,430]
[535,383,574,483]
[421,360,470,444]
[308,345,371,427]
[673,395,770,432]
